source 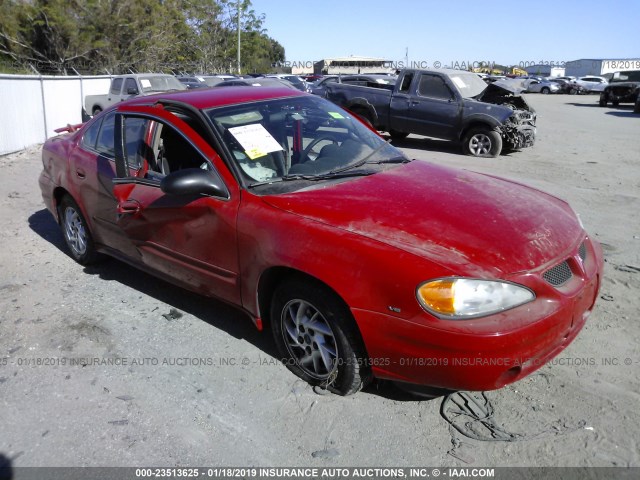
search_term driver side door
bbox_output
[111,105,242,304]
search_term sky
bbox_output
[250,0,640,68]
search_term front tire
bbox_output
[541,87,550,94]
[92,107,102,116]
[599,93,607,107]
[463,127,502,158]
[59,196,98,265]
[271,279,370,395]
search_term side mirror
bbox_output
[127,87,139,95]
[160,168,228,198]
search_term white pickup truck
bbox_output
[83,74,186,117]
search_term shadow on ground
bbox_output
[606,111,640,118]
[27,208,275,357]
[0,453,13,480]
[386,135,461,156]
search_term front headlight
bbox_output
[416,278,535,319]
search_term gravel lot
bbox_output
[1,94,639,470]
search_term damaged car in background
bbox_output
[325,68,536,157]
[599,70,640,112]
[39,87,601,396]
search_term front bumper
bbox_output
[353,236,603,391]
[501,109,536,150]
[502,124,536,150]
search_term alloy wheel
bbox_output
[469,134,492,156]
[63,206,88,256]
[281,299,338,379]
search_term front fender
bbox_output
[460,100,514,139]
[237,196,452,326]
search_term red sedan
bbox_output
[38,87,603,395]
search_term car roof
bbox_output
[121,86,306,110]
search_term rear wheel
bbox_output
[541,87,550,94]
[569,88,578,95]
[271,279,370,395]
[59,196,98,265]
[634,102,640,114]
[92,106,102,116]
[463,127,502,158]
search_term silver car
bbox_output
[575,76,608,92]
[525,79,561,94]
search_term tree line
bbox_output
[0,0,285,75]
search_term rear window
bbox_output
[82,118,101,150]
[96,113,116,157]
[110,78,123,95]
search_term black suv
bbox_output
[599,70,640,112]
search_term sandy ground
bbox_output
[0,94,639,470]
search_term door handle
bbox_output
[117,200,141,215]
[75,168,86,179]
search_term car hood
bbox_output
[486,79,527,95]
[263,162,582,277]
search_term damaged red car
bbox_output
[38,87,603,395]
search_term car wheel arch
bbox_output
[53,187,72,222]
[460,120,498,142]
[256,267,368,352]
[346,101,378,126]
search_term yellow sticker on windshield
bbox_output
[328,112,345,119]
[245,148,266,160]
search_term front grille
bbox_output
[578,242,587,262]
[543,261,572,286]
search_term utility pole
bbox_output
[237,0,241,75]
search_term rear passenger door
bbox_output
[110,105,242,303]
[71,111,130,252]
[389,71,416,132]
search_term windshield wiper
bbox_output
[247,170,375,188]
[366,155,410,164]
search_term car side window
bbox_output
[95,112,116,157]
[117,116,213,181]
[81,118,102,150]
[417,74,452,100]
[124,78,139,95]
[398,73,414,93]
[110,78,123,95]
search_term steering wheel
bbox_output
[299,135,339,163]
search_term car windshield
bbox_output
[206,95,407,188]
[283,76,304,84]
[447,72,488,98]
[611,71,640,82]
[139,75,186,92]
